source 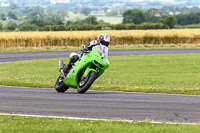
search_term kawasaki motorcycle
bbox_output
[55,44,109,94]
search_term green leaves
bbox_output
[123,9,146,24]
[161,15,177,29]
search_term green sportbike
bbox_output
[55,44,109,94]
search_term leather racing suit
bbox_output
[63,40,99,73]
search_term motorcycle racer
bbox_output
[62,33,110,74]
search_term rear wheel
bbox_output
[77,71,97,94]
[55,75,69,93]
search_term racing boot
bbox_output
[63,54,80,74]
[63,64,72,74]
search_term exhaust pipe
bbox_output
[59,59,64,71]
[59,60,66,79]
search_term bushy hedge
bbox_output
[175,24,200,29]
[40,23,167,31]
[18,22,38,31]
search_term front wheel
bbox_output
[55,75,69,93]
[77,71,97,94]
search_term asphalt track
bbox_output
[1,86,200,123]
[0,49,200,123]
[1,48,200,62]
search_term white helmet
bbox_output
[97,33,110,47]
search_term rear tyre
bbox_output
[77,71,97,94]
[55,75,69,93]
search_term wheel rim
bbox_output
[56,76,64,88]
[79,75,89,87]
[58,78,63,83]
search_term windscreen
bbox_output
[96,44,109,59]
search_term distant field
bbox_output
[1,54,200,95]
[96,16,122,24]
[68,12,123,24]
[67,11,122,24]
[1,29,200,50]
[67,11,86,20]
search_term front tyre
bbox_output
[55,75,69,93]
[77,71,97,94]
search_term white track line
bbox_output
[0,113,199,125]
[0,62,9,63]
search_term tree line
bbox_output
[123,8,200,28]
[0,3,200,31]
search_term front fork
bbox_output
[83,64,97,78]
[83,63,105,79]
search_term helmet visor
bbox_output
[100,40,109,47]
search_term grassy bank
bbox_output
[1,54,200,95]
[0,115,199,133]
[1,44,200,53]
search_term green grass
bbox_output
[1,54,200,95]
[2,46,200,53]
[96,16,123,24]
[0,115,199,133]
[67,11,123,24]
[67,11,122,24]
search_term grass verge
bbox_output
[0,115,199,133]
[1,44,200,52]
[0,54,200,95]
